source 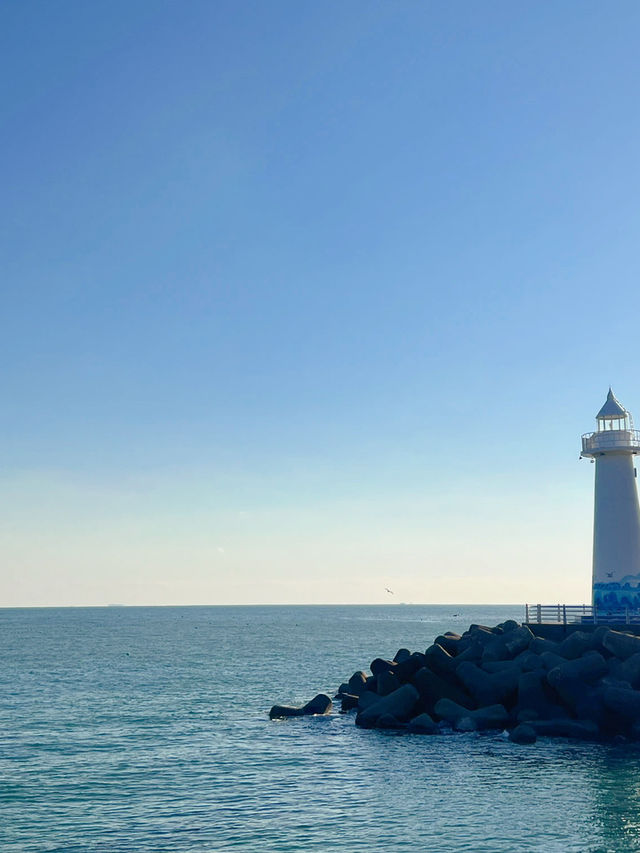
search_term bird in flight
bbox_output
[385,587,394,595]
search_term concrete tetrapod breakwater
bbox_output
[270,620,640,744]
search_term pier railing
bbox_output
[525,604,640,625]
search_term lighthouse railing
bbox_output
[581,429,640,454]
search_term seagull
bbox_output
[606,572,613,578]
[385,587,394,595]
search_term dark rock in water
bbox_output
[602,630,640,661]
[603,686,640,721]
[482,659,523,674]
[393,648,412,664]
[358,691,380,711]
[425,643,457,676]
[559,631,596,660]
[412,666,474,714]
[547,651,607,686]
[303,694,332,715]
[348,671,369,695]
[530,637,563,656]
[435,634,462,656]
[515,651,545,672]
[453,641,483,665]
[500,619,520,634]
[517,670,555,717]
[407,712,438,734]
[528,719,599,740]
[377,670,398,696]
[376,713,403,729]
[503,625,534,657]
[481,636,510,663]
[549,677,605,725]
[436,699,508,731]
[464,704,509,731]
[355,683,419,728]
[509,724,537,744]
[395,652,427,682]
[611,652,640,688]
[269,693,332,719]
[370,658,397,676]
[433,698,468,725]
[540,651,569,672]
[457,661,518,707]
[340,693,359,711]
[599,676,632,691]
[269,704,305,719]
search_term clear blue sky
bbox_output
[2,1,640,605]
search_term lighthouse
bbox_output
[581,389,640,611]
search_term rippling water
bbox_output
[3,604,640,852]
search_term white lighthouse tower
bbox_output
[581,389,640,611]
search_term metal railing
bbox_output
[524,603,640,625]
[581,429,640,454]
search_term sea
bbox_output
[2,604,640,852]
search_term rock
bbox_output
[303,694,332,715]
[347,671,369,695]
[481,636,510,663]
[445,703,509,732]
[269,704,305,719]
[370,658,397,676]
[435,634,463,656]
[503,625,534,657]
[393,648,411,663]
[547,651,608,686]
[454,716,478,732]
[482,659,524,674]
[269,693,332,719]
[433,698,469,725]
[407,712,438,734]
[457,661,519,707]
[550,678,606,725]
[357,691,380,711]
[530,637,563,656]
[528,719,599,740]
[500,619,520,634]
[425,643,457,676]
[356,683,419,728]
[602,630,640,661]
[468,704,509,730]
[603,686,640,721]
[376,713,403,729]
[515,651,546,672]
[559,631,596,660]
[613,652,640,688]
[540,651,570,671]
[376,670,398,696]
[453,642,484,665]
[340,693,359,712]
[412,666,474,714]
[517,670,554,717]
[395,652,427,682]
[509,724,537,744]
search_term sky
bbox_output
[2,1,640,606]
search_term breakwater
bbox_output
[271,619,640,743]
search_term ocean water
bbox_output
[3,604,640,853]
